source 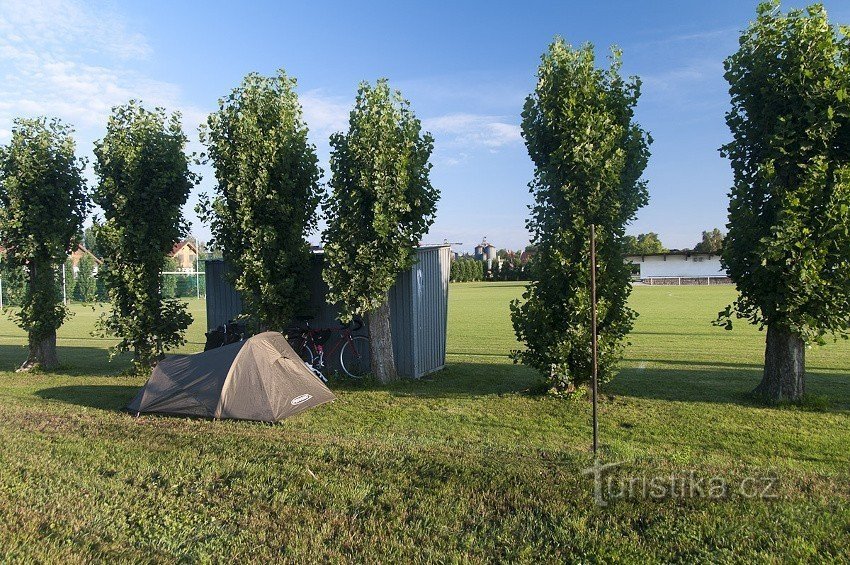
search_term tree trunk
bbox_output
[367,292,398,383]
[18,330,59,372]
[753,324,805,403]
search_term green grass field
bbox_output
[0,284,849,562]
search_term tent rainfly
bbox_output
[127,332,335,422]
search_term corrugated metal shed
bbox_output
[204,260,242,329]
[204,245,451,379]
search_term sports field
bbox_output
[0,283,848,561]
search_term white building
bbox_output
[625,252,729,284]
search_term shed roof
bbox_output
[625,250,719,259]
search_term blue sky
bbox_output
[1,0,848,253]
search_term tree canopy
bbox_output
[693,228,725,254]
[719,1,850,401]
[0,118,89,370]
[199,70,323,330]
[624,232,667,255]
[93,101,196,373]
[73,254,97,303]
[511,39,651,394]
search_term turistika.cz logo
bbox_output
[581,459,779,507]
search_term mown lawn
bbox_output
[0,285,848,562]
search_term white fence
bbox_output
[640,276,732,286]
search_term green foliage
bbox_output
[718,2,850,345]
[175,274,201,298]
[82,224,103,258]
[95,271,108,302]
[199,70,323,330]
[0,117,88,344]
[450,258,487,282]
[693,228,725,254]
[73,254,97,303]
[162,256,179,299]
[0,256,27,307]
[93,101,196,372]
[323,79,439,320]
[492,255,528,282]
[511,39,651,393]
[63,257,76,302]
[624,232,667,255]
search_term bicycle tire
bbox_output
[287,337,314,365]
[339,335,371,378]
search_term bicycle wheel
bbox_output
[339,335,371,378]
[287,337,314,365]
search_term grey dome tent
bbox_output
[127,332,335,422]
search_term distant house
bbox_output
[68,244,101,276]
[626,251,730,285]
[519,249,535,264]
[170,240,199,272]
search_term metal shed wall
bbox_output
[406,246,450,377]
[204,260,242,330]
[204,245,450,378]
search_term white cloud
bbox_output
[0,0,151,59]
[640,60,725,96]
[300,90,350,137]
[424,113,522,150]
[296,94,523,166]
[0,0,205,133]
[0,0,212,237]
[635,28,736,48]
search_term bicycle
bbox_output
[285,316,371,380]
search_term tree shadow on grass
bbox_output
[28,355,850,414]
[0,344,132,376]
[609,365,850,411]
[35,385,139,411]
[331,361,544,399]
[628,357,846,373]
[322,360,849,410]
[627,358,765,370]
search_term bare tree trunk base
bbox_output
[753,325,805,403]
[368,293,398,384]
[17,331,59,372]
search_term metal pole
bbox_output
[62,264,67,305]
[590,223,599,457]
[195,236,200,299]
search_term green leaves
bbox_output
[624,232,667,255]
[93,101,196,373]
[322,79,439,320]
[720,2,850,344]
[200,70,323,330]
[511,39,651,393]
[0,117,89,343]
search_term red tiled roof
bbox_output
[170,240,198,256]
[75,243,103,264]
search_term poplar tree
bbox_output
[0,118,89,370]
[511,39,651,394]
[323,80,439,383]
[94,101,197,373]
[199,70,323,330]
[719,1,850,402]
